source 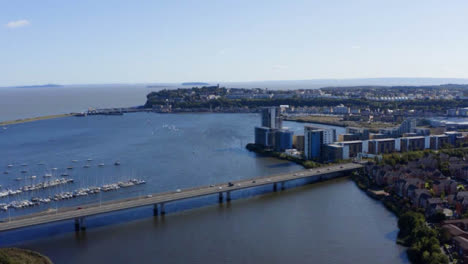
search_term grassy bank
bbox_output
[284,115,394,132]
[245,143,349,169]
[0,248,53,264]
[0,113,74,126]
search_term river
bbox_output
[0,112,407,263]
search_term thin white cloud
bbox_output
[6,19,30,29]
[351,45,361,49]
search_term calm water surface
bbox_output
[0,113,407,263]
[23,179,408,264]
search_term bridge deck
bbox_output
[0,162,362,232]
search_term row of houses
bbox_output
[334,131,464,158]
[367,150,468,261]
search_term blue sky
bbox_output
[1,0,468,86]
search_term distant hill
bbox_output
[182,82,210,86]
[13,84,63,89]
[218,78,468,90]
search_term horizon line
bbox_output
[3,77,468,88]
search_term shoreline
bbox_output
[283,117,347,127]
[0,113,75,126]
[0,109,255,126]
[0,247,53,264]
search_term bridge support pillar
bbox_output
[218,192,223,203]
[281,181,285,190]
[79,217,86,231]
[273,182,277,192]
[153,204,158,216]
[226,191,231,202]
[74,218,80,231]
[160,203,166,215]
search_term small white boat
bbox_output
[87,158,93,161]
[44,173,52,178]
[21,163,27,167]
[98,163,105,167]
[83,165,90,168]
[15,178,22,181]
[7,164,13,168]
[30,175,37,179]
[37,162,45,165]
[114,161,121,166]
[61,173,69,177]
[52,168,58,171]
[72,160,78,163]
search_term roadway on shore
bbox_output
[0,162,362,232]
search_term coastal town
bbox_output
[2,85,468,264]
[246,106,468,263]
[4,0,468,263]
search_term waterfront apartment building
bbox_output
[255,127,281,148]
[304,126,337,144]
[379,118,416,137]
[274,129,294,151]
[261,107,282,129]
[254,106,284,148]
[339,134,360,141]
[293,135,305,151]
[345,127,370,140]
[445,131,463,146]
[400,136,426,152]
[304,127,324,160]
[254,127,273,147]
[368,138,396,154]
[430,135,449,150]
[304,126,337,160]
[399,118,417,135]
[337,140,363,158]
[323,144,349,162]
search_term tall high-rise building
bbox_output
[255,127,271,146]
[274,129,293,151]
[304,126,337,160]
[304,127,324,160]
[261,107,282,129]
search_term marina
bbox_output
[0,178,75,198]
[0,178,146,211]
[1,156,143,217]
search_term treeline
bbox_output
[398,212,448,264]
[145,97,465,112]
[321,84,468,95]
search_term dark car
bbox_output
[228,182,234,187]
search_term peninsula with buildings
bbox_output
[144,84,468,131]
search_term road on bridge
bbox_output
[0,162,362,232]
